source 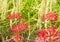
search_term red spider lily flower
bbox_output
[17,23,28,31]
[8,12,15,20]
[11,26,22,34]
[38,30,48,40]
[15,12,21,19]
[44,12,58,22]
[8,12,21,20]
[36,27,60,42]
[11,23,28,34]
[47,27,58,37]
[12,35,24,42]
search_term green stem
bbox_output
[37,0,44,30]
[50,0,52,12]
[10,20,12,28]
[45,0,49,28]
[27,13,30,42]
[2,36,5,42]
[12,0,15,12]
[25,13,37,24]
[27,25,37,38]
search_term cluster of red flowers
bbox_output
[44,12,58,22]
[8,12,59,42]
[11,23,28,34]
[8,12,21,20]
[35,27,60,42]
[11,23,28,42]
[8,12,28,42]
[35,12,60,42]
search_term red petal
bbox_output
[15,13,21,19]
[8,12,15,20]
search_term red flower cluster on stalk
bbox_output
[34,12,60,42]
[11,23,28,42]
[17,23,29,30]
[8,12,21,20]
[8,12,29,42]
[35,27,60,42]
[11,26,22,34]
[44,12,58,22]
[11,23,28,34]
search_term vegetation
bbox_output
[0,0,60,42]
